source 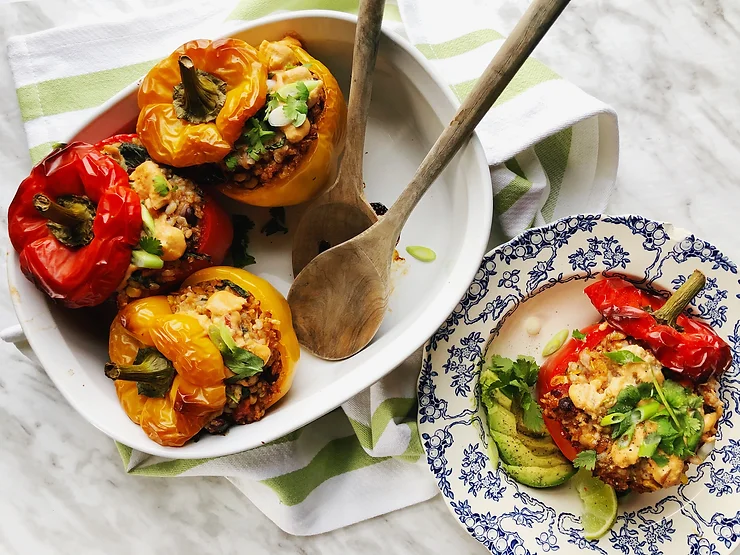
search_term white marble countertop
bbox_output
[1,1,739,553]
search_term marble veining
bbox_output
[1,1,739,553]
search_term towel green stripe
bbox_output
[451,58,559,106]
[415,29,504,60]
[29,142,54,164]
[504,157,526,179]
[397,422,423,462]
[17,59,156,123]
[348,397,416,449]
[229,0,401,22]
[536,127,573,221]
[116,442,133,467]
[127,457,212,477]
[260,435,389,506]
[494,175,533,215]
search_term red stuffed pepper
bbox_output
[8,142,142,308]
[538,271,729,493]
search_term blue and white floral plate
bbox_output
[418,214,740,555]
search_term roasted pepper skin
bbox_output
[137,39,268,167]
[584,277,732,382]
[182,266,300,409]
[218,38,347,207]
[8,142,142,308]
[109,297,227,447]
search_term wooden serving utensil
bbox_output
[288,0,571,360]
[291,0,386,276]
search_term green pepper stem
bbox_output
[104,351,173,383]
[175,55,226,124]
[653,270,706,328]
[33,193,90,226]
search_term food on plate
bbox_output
[405,245,437,263]
[105,267,299,446]
[539,271,729,493]
[8,142,142,308]
[117,152,233,306]
[480,270,730,538]
[480,355,576,488]
[137,39,267,167]
[217,36,347,207]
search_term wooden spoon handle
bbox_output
[336,0,387,190]
[383,0,570,232]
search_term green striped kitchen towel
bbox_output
[5,0,618,536]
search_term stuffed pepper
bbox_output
[105,267,299,446]
[137,38,267,167]
[8,142,142,308]
[217,36,347,207]
[538,271,730,492]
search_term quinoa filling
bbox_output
[540,325,722,493]
[117,160,206,305]
[168,279,285,431]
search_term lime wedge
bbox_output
[572,469,617,540]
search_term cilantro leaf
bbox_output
[242,118,276,161]
[294,81,309,102]
[573,450,597,470]
[605,350,645,364]
[152,174,170,196]
[208,324,264,382]
[520,390,545,433]
[138,235,163,256]
[512,355,539,386]
[572,329,586,341]
[652,453,670,467]
[283,94,308,126]
[264,96,281,120]
[230,215,256,267]
[224,153,240,171]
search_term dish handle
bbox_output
[1,324,41,366]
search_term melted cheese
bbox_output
[206,290,246,317]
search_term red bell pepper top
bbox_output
[9,142,142,308]
[584,275,731,382]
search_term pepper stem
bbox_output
[173,55,227,124]
[33,193,89,227]
[104,349,174,383]
[653,270,706,328]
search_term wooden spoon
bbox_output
[288,0,571,360]
[291,0,386,276]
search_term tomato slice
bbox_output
[537,323,612,461]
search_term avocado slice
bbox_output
[486,401,518,435]
[512,399,547,438]
[502,463,577,488]
[491,431,570,468]
[491,389,513,410]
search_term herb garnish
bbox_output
[572,329,586,341]
[208,324,265,383]
[600,376,705,464]
[573,449,597,470]
[482,355,544,433]
[224,153,240,171]
[605,350,645,364]
[152,174,170,196]
[243,117,276,161]
[138,235,163,256]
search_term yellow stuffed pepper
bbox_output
[137,38,268,167]
[217,36,347,206]
[106,267,300,447]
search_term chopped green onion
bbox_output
[542,328,569,357]
[140,204,156,235]
[131,249,164,269]
[406,245,436,262]
[638,433,662,458]
[600,412,626,426]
